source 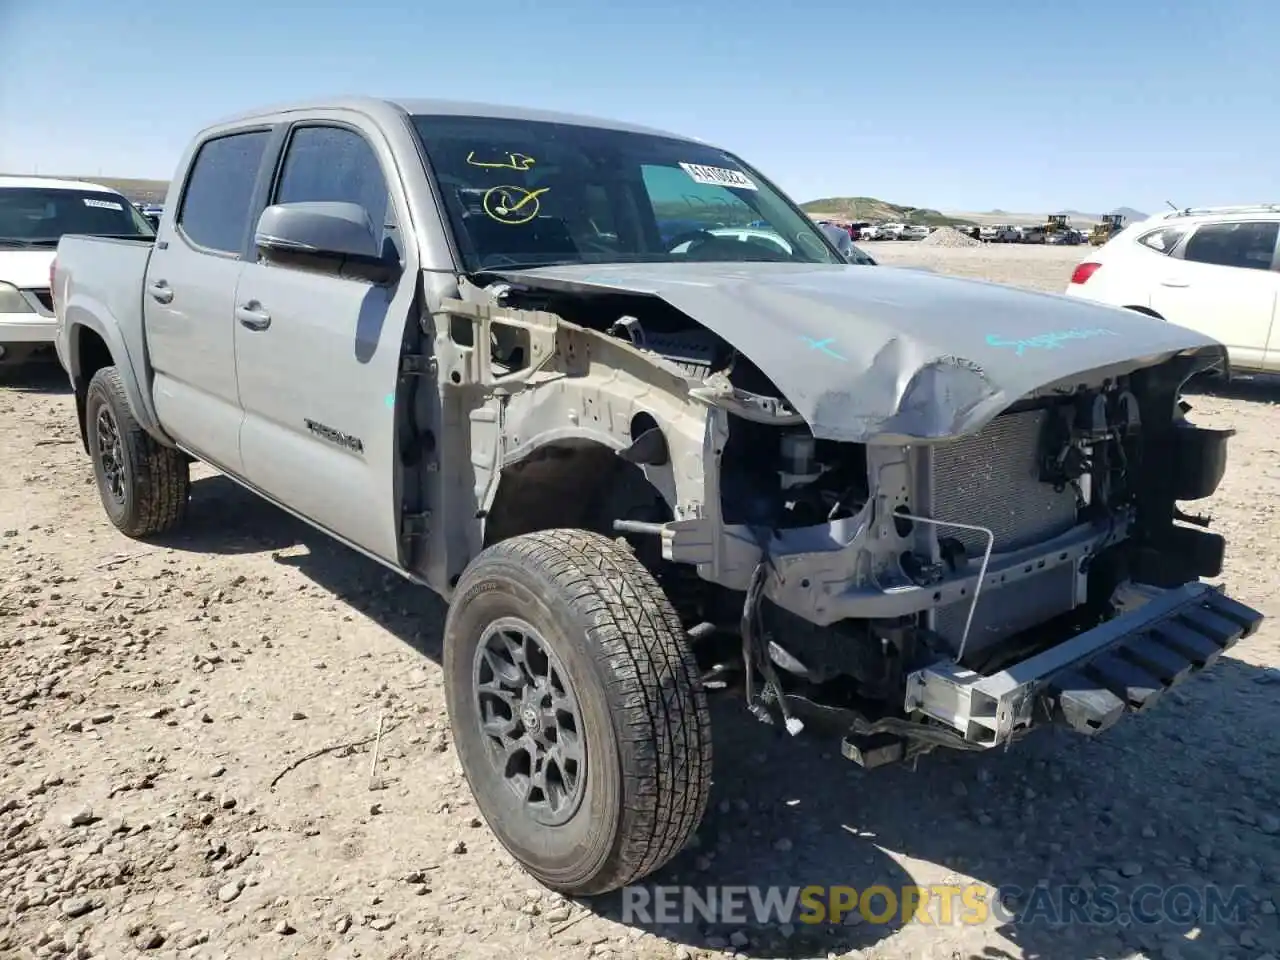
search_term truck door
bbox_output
[145,128,274,473]
[232,118,419,564]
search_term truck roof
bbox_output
[0,175,119,193]
[205,95,706,145]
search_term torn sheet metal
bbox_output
[491,261,1226,443]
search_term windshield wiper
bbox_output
[0,238,59,249]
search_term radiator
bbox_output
[929,408,1079,554]
[928,408,1081,652]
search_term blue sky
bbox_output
[1,0,1275,214]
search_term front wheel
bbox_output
[85,365,189,538]
[443,529,713,895]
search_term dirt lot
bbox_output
[3,243,1278,960]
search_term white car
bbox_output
[901,224,930,241]
[1065,204,1280,374]
[0,176,155,366]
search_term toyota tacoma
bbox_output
[51,97,1263,896]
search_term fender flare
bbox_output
[65,308,173,447]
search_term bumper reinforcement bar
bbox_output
[901,582,1263,746]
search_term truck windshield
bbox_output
[409,114,841,272]
[0,188,156,248]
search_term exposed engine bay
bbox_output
[441,268,1261,768]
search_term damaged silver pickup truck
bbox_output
[51,97,1263,896]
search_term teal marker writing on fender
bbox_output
[985,327,1118,357]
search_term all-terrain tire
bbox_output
[443,529,713,895]
[85,365,189,538]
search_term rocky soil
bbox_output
[2,243,1278,960]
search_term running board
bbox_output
[902,582,1263,746]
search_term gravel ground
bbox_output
[2,243,1279,960]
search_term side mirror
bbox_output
[254,201,398,282]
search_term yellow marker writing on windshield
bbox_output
[483,185,550,225]
[466,150,536,171]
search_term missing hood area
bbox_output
[481,261,1227,444]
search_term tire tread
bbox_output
[87,366,188,538]
[462,528,712,894]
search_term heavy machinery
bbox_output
[1043,213,1080,244]
[1090,213,1126,246]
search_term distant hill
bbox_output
[800,197,974,227]
[0,175,170,204]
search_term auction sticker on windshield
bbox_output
[83,198,124,210]
[679,162,757,191]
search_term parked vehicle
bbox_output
[1043,213,1075,241]
[1019,225,1046,244]
[817,223,877,264]
[138,204,164,229]
[900,224,930,241]
[53,96,1262,897]
[1,176,154,366]
[878,221,907,240]
[1066,204,1280,373]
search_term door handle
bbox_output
[147,280,174,304]
[1159,279,1190,288]
[235,302,271,331]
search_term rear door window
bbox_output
[177,130,271,255]
[1182,221,1279,271]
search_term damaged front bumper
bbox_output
[900,581,1263,749]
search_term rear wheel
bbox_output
[443,529,712,895]
[85,366,189,537]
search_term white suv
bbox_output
[1064,204,1280,374]
[0,176,155,367]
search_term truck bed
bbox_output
[53,235,155,421]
